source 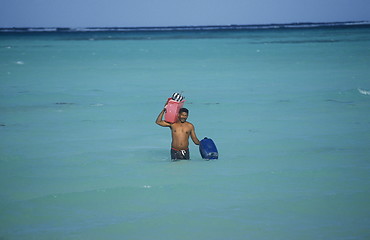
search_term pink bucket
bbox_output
[165,98,185,123]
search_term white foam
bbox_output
[358,88,370,95]
[15,61,24,65]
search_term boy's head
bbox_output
[178,108,189,123]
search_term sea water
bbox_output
[1,25,370,239]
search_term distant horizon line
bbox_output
[1,21,370,32]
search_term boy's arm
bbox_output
[155,108,171,127]
[190,124,200,145]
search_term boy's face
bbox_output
[178,112,188,123]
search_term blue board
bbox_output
[199,137,218,160]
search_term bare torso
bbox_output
[170,122,194,150]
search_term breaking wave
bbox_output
[358,88,370,95]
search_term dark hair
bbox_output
[179,108,188,114]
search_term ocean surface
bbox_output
[1,23,370,239]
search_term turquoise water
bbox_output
[1,26,370,239]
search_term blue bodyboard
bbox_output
[199,137,218,160]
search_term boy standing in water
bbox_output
[156,106,200,160]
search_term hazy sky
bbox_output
[1,0,370,28]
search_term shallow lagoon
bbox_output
[1,26,370,239]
